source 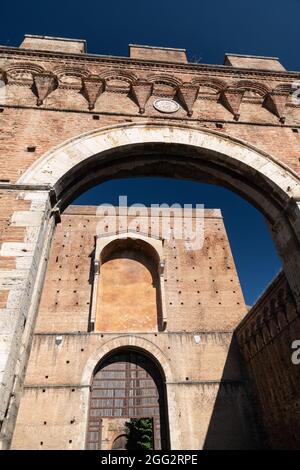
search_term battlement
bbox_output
[129,44,188,63]
[16,34,288,71]
[20,34,87,54]
[224,53,286,71]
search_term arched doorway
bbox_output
[86,348,169,450]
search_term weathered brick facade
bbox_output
[0,35,300,449]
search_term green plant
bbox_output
[125,417,154,450]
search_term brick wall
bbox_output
[236,271,300,449]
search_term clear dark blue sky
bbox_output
[2,0,297,304]
[1,0,300,70]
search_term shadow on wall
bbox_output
[203,335,265,450]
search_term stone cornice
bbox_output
[0,46,299,81]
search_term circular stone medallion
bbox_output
[153,99,180,113]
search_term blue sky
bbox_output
[1,0,300,70]
[1,0,297,304]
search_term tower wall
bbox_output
[10,206,259,449]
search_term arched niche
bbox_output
[90,233,166,332]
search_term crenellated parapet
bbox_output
[236,271,299,361]
[235,270,300,449]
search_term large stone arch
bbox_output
[17,121,300,306]
[2,121,300,449]
[18,122,300,214]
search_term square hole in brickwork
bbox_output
[292,128,299,133]
[27,146,36,152]
[93,115,100,120]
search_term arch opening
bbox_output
[56,143,292,224]
[75,176,282,306]
[86,347,170,450]
[18,122,300,307]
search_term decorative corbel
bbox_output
[263,92,289,123]
[131,79,153,114]
[177,83,199,117]
[81,76,105,110]
[32,72,58,106]
[220,88,244,120]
